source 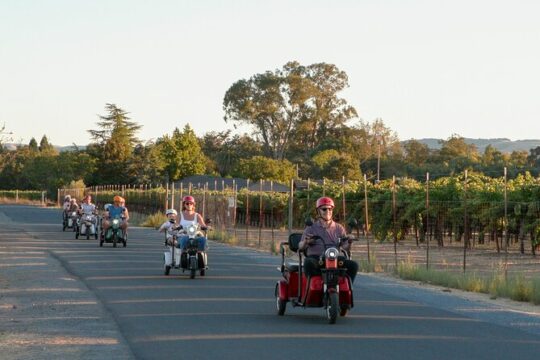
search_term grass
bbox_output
[395,256,540,305]
[210,229,238,245]
[358,251,382,273]
[139,212,167,228]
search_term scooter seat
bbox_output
[285,262,299,272]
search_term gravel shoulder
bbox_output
[0,211,134,360]
[358,272,540,336]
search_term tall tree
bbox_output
[156,124,206,181]
[127,142,164,184]
[403,139,430,166]
[201,130,263,176]
[439,135,479,162]
[29,138,38,152]
[87,103,142,185]
[38,135,56,154]
[223,61,357,160]
[289,62,357,156]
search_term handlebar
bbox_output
[305,235,355,248]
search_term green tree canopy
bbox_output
[156,124,206,181]
[232,156,296,183]
[403,139,430,165]
[223,61,357,160]
[201,130,263,176]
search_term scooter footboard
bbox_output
[164,251,172,266]
[338,276,353,307]
[277,280,289,301]
[286,271,299,298]
[304,276,324,307]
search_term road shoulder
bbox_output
[0,220,134,360]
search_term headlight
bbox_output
[112,219,119,225]
[325,248,338,260]
[188,225,196,236]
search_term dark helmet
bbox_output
[316,197,335,209]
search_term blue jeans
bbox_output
[179,236,207,251]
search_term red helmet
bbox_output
[316,197,334,209]
[182,195,195,204]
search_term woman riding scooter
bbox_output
[178,196,209,271]
[178,196,208,251]
[102,195,129,238]
[77,195,98,238]
[298,197,358,283]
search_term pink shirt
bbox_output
[299,220,349,257]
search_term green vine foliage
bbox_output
[78,171,540,246]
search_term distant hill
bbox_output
[1,144,86,152]
[3,139,540,154]
[405,138,540,153]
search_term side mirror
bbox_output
[205,218,212,224]
[305,217,313,227]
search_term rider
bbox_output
[62,195,71,212]
[159,208,178,246]
[68,198,79,213]
[298,197,358,283]
[79,195,97,216]
[178,195,208,252]
[78,195,97,232]
[119,197,130,222]
[102,195,129,236]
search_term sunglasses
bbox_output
[319,207,333,212]
[184,202,194,205]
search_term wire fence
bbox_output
[55,170,540,278]
[0,190,47,205]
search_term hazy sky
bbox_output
[1,0,539,146]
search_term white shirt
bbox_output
[80,203,96,215]
[179,212,199,228]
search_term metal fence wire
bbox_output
[58,174,540,276]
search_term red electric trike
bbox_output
[275,232,355,324]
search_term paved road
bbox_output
[2,205,540,359]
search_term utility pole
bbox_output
[377,137,382,183]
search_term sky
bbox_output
[1,0,539,146]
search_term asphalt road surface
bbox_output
[2,205,540,359]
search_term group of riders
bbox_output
[61,192,358,321]
[62,194,129,242]
[61,193,208,254]
[61,193,356,278]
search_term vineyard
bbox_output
[57,171,540,261]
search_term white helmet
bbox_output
[104,203,112,210]
[165,209,177,216]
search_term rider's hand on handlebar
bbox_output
[305,235,321,246]
[343,236,355,244]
